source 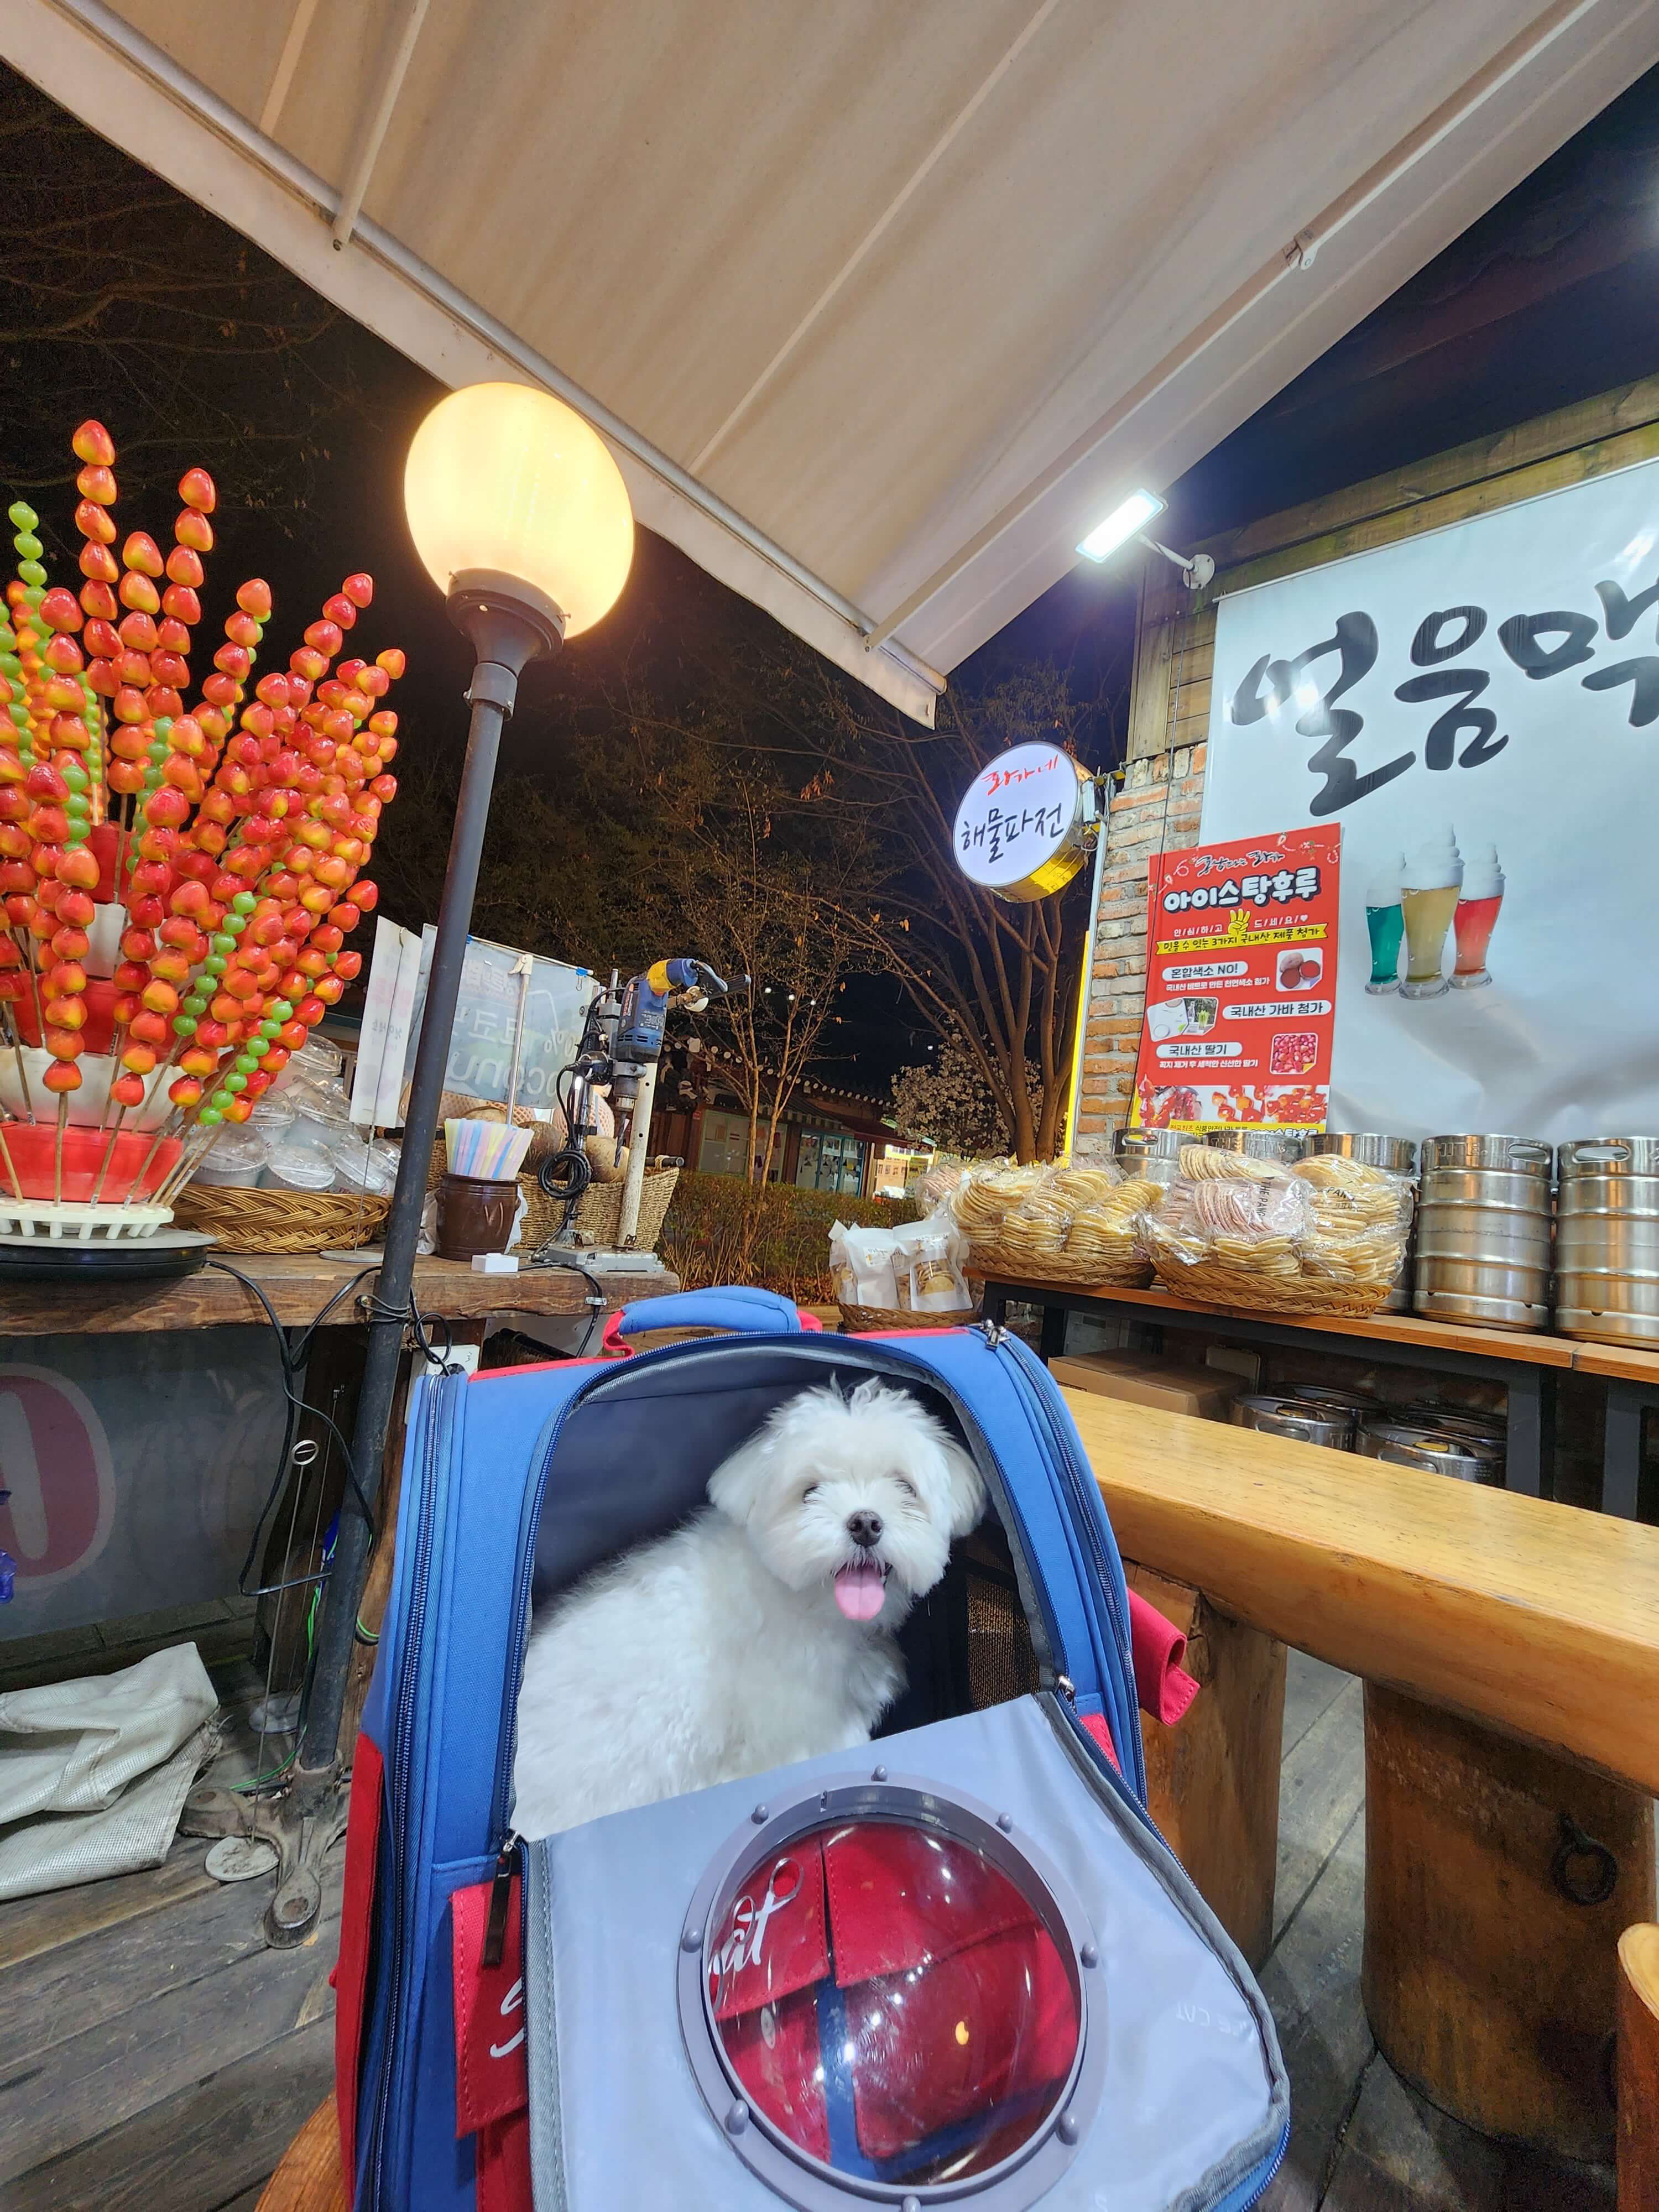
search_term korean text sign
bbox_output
[1201,458,1659,1143]
[1130,827,1340,1132]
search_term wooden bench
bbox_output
[1064,1385,1659,2159]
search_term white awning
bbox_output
[8,0,1653,724]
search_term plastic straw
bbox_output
[445,1116,531,1182]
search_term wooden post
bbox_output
[1619,1923,1659,2210]
[1363,1683,1657,2159]
[257,2098,347,2212]
[1125,1563,1287,1970]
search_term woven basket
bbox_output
[1148,1253,1394,1318]
[173,1183,392,1254]
[519,1162,680,1255]
[839,1300,979,1334]
[969,1240,1151,1290]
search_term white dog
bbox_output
[511,1379,984,1838]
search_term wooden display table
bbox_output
[1065,1386,1659,2156]
[982,1273,1650,1516]
[0,1250,669,1337]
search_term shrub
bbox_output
[660,1172,920,1303]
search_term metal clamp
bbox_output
[1551,1813,1619,1907]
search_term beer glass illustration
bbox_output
[1452,841,1504,988]
[1364,854,1406,994]
[1399,827,1463,999]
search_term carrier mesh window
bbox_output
[963,1525,1040,1709]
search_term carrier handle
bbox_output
[602,1287,825,1355]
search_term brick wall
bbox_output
[1074,601,1213,1156]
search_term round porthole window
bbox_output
[677,1776,1102,2208]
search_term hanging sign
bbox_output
[1199,455,1659,1142]
[1129,826,1341,1132]
[951,744,1098,903]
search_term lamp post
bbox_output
[268,385,632,1937]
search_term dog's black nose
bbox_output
[847,1511,884,1548]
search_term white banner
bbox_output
[1201,457,1659,1145]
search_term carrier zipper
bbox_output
[482,1832,522,1968]
[1216,2119,1289,2211]
[994,1333,1144,1797]
[366,1368,453,2209]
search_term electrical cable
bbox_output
[210,1260,463,1790]
[521,1254,609,1355]
[211,1261,459,1598]
[209,1259,379,1595]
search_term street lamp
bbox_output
[284,384,632,1924]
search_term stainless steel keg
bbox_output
[1112,1129,1185,1186]
[1205,1130,1310,1164]
[1555,1137,1659,1348]
[1305,1133,1418,1175]
[1424,1411,1509,1450]
[1412,1135,1554,1332]
[1358,1421,1505,1484]
[1229,1395,1355,1449]
[1305,1131,1419,1310]
[1287,1383,1389,1420]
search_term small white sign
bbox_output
[951,743,1092,899]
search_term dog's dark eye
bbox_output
[894,1477,917,1500]
[802,1482,820,1500]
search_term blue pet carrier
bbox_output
[335,1288,1287,2212]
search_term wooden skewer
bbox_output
[53,1092,66,1206]
[123,1109,184,1209]
[153,1125,219,1210]
[88,1104,130,1206]
[0,1117,24,1203]
[1,1006,33,1121]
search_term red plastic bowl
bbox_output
[0,1123,181,1203]
[13,977,119,1056]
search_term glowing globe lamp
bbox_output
[404,381,633,639]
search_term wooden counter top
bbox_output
[1000,1277,1579,1366]
[1064,1385,1659,1795]
[0,1253,677,1335]
[1561,1336,1659,1385]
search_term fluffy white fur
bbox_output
[511,1379,984,1838]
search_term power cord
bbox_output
[208,1258,380,1596]
[207,1260,461,1794]
[519,1254,609,1355]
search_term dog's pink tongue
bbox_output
[834,1562,886,1621]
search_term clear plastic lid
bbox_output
[705,1816,1079,2188]
[262,1145,338,1193]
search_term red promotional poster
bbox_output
[1130,826,1341,1133]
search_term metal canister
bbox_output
[1423,1410,1508,1450]
[1412,1135,1554,1332]
[1112,1129,1185,1186]
[1205,1130,1310,1164]
[1288,1383,1389,1420]
[1304,1133,1418,1175]
[1230,1395,1355,1449]
[1555,1137,1659,1347]
[1305,1131,1419,1311]
[1358,1421,1505,1484]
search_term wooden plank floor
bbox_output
[0,1652,1622,2209]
